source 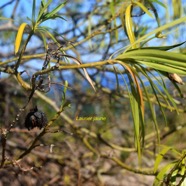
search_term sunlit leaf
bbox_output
[134,1,153,18]
[128,41,186,52]
[125,16,186,50]
[116,49,186,75]
[154,163,175,185]
[37,0,53,22]
[14,23,27,54]
[125,4,136,48]
[173,0,181,19]
[49,14,67,21]
[146,0,161,27]
[154,145,172,172]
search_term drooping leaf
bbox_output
[116,49,186,75]
[118,62,144,163]
[134,65,160,141]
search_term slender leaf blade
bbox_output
[154,146,172,172]
[45,1,67,18]
[125,4,136,48]
[134,1,153,18]
[32,0,36,22]
[14,23,27,54]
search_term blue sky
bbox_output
[0,0,186,89]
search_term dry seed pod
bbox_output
[25,106,47,130]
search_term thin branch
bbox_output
[0,0,16,9]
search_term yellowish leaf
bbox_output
[15,23,27,54]
[125,4,136,48]
[134,1,154,18]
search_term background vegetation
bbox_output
[0,0,186,185]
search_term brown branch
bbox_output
[0,129,7,168]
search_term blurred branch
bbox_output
[0,0,16,9]
[101,154,156,176]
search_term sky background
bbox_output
[0,0,186,89]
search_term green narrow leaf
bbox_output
[14,23,27,54]
[116,49,186,75]
[154,146,172,172]
[119,49,186,63]
[45,30,59,43]
[119,63,143,163]
[150,0,167,8]
[49,14,67,21]
[127,41,186,52]
[130,78,142,162]
[134,1,153,18]
[122,70,140,156]
[119,2,127,29]
[180,164,186,176]
[110,1,118,42]
[173,0,181,19]
[45,1,67,18]
[139,66,169,123]
[38,32,47,50]
[37,0,53,22]
[146,0,161,27]
[138,61,186,75]
[64,80,68,94]
[125,16,186,50]
[88,15,92,49]
[125,4,136,48]
[150,72,179,113]
[135,65,160,142]
[113,66,120,92]
[154,163,175,185]
[32,0,36,22]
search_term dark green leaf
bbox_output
[127,41,186,52]
[32,0,36,22]
[45,1,67,18]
